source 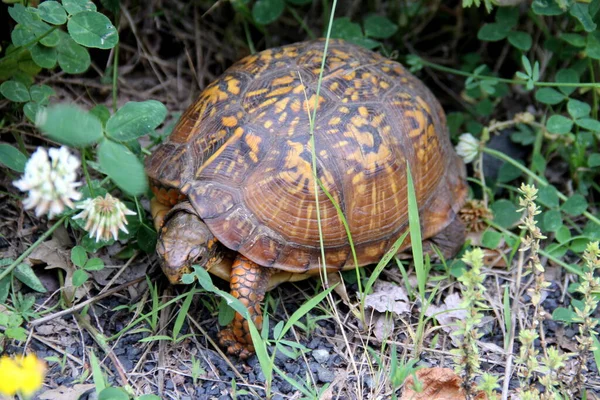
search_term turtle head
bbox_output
[156,203,219,284]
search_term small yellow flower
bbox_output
[0,353,46,398]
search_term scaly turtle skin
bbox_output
[145,39,468,359]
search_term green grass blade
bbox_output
[172,289,194,340]
[89,350,106,392]
[280,285,335,338]
[406,162,425,300]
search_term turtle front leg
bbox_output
[217,255,271,359]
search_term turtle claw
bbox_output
[217,328,254,360]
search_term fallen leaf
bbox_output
[27,238,87,300]
[424,293,467,334]
[401,367,488,400]
[362,281,410,315]
[370,312,395,343]
[38,384,95,400]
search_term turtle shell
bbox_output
[145,39,467,273]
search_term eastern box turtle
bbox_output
[145,39,468,359]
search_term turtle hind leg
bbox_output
[422,216,466,260]
[217,255,271,359]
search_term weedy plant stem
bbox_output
[0,215,68,282]
[501,249,525,400]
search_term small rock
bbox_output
[312,349,329,364]
[284,362,299,374]
[316,365,335,383]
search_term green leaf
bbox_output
[331,17,364,43]
[567,99,591,119]
[100,0,121,13]
[542,210,562,232]
[84,258,104,271]
[537,185,559,208]
[192,265,215,291]
[532,0,565,15]
[521,55,532,76]
[477,23,510,41]
[38,1,67,25]
[8,4,38,25]
[495,6,519,26]
[39,29,60,47]
[67,11,119,49]
[252,0,285,25]
[30,44,58,69]
[98,140,148,196]
[71,246,88,267]
[137,224,157,254]
[11,24,36,47]
[555,69,579,96]
[561,194,588,216]
[587,31,600,60]
[559,33,586,47]
[217,297,235,326]
[551,307,576,323]
[14,263,47,292]
[0,144,27,172]
[491,199,520,229]
[137,395,162,400]
[497,161,523,183]
[346,36,380,50]
[62,0,97,15]
[72,269,89,286]
[36,104,103,147]
[5,327,28,341]
[363,15,398,39]
[81,234,113,252]
[57,32,91,74]
[534,88,565,105]
[98,387,129,400]
[546,114,573,134]
[507,31,532,51]
[29,85,56,105]
[0,276,9,304]
[106,101,167,141]
[588,153,600,167]
[13,18,60,47]
[24,102,42,123]
[555,225,571,243]
[481,230,502,249]
[569,2,597,32]
[285,0,312,3]
[90,104,111,126]
[1,80,30,102]
[576,117,600,132]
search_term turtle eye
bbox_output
[188,247,207,266]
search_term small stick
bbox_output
[29,276,146,327]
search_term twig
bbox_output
[28,276,146,326]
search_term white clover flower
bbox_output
[13,146,82,219]
[73,194,136,242]
[455,133,480,164]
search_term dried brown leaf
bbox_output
[401,367,488,400]
[27,238,87,300]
